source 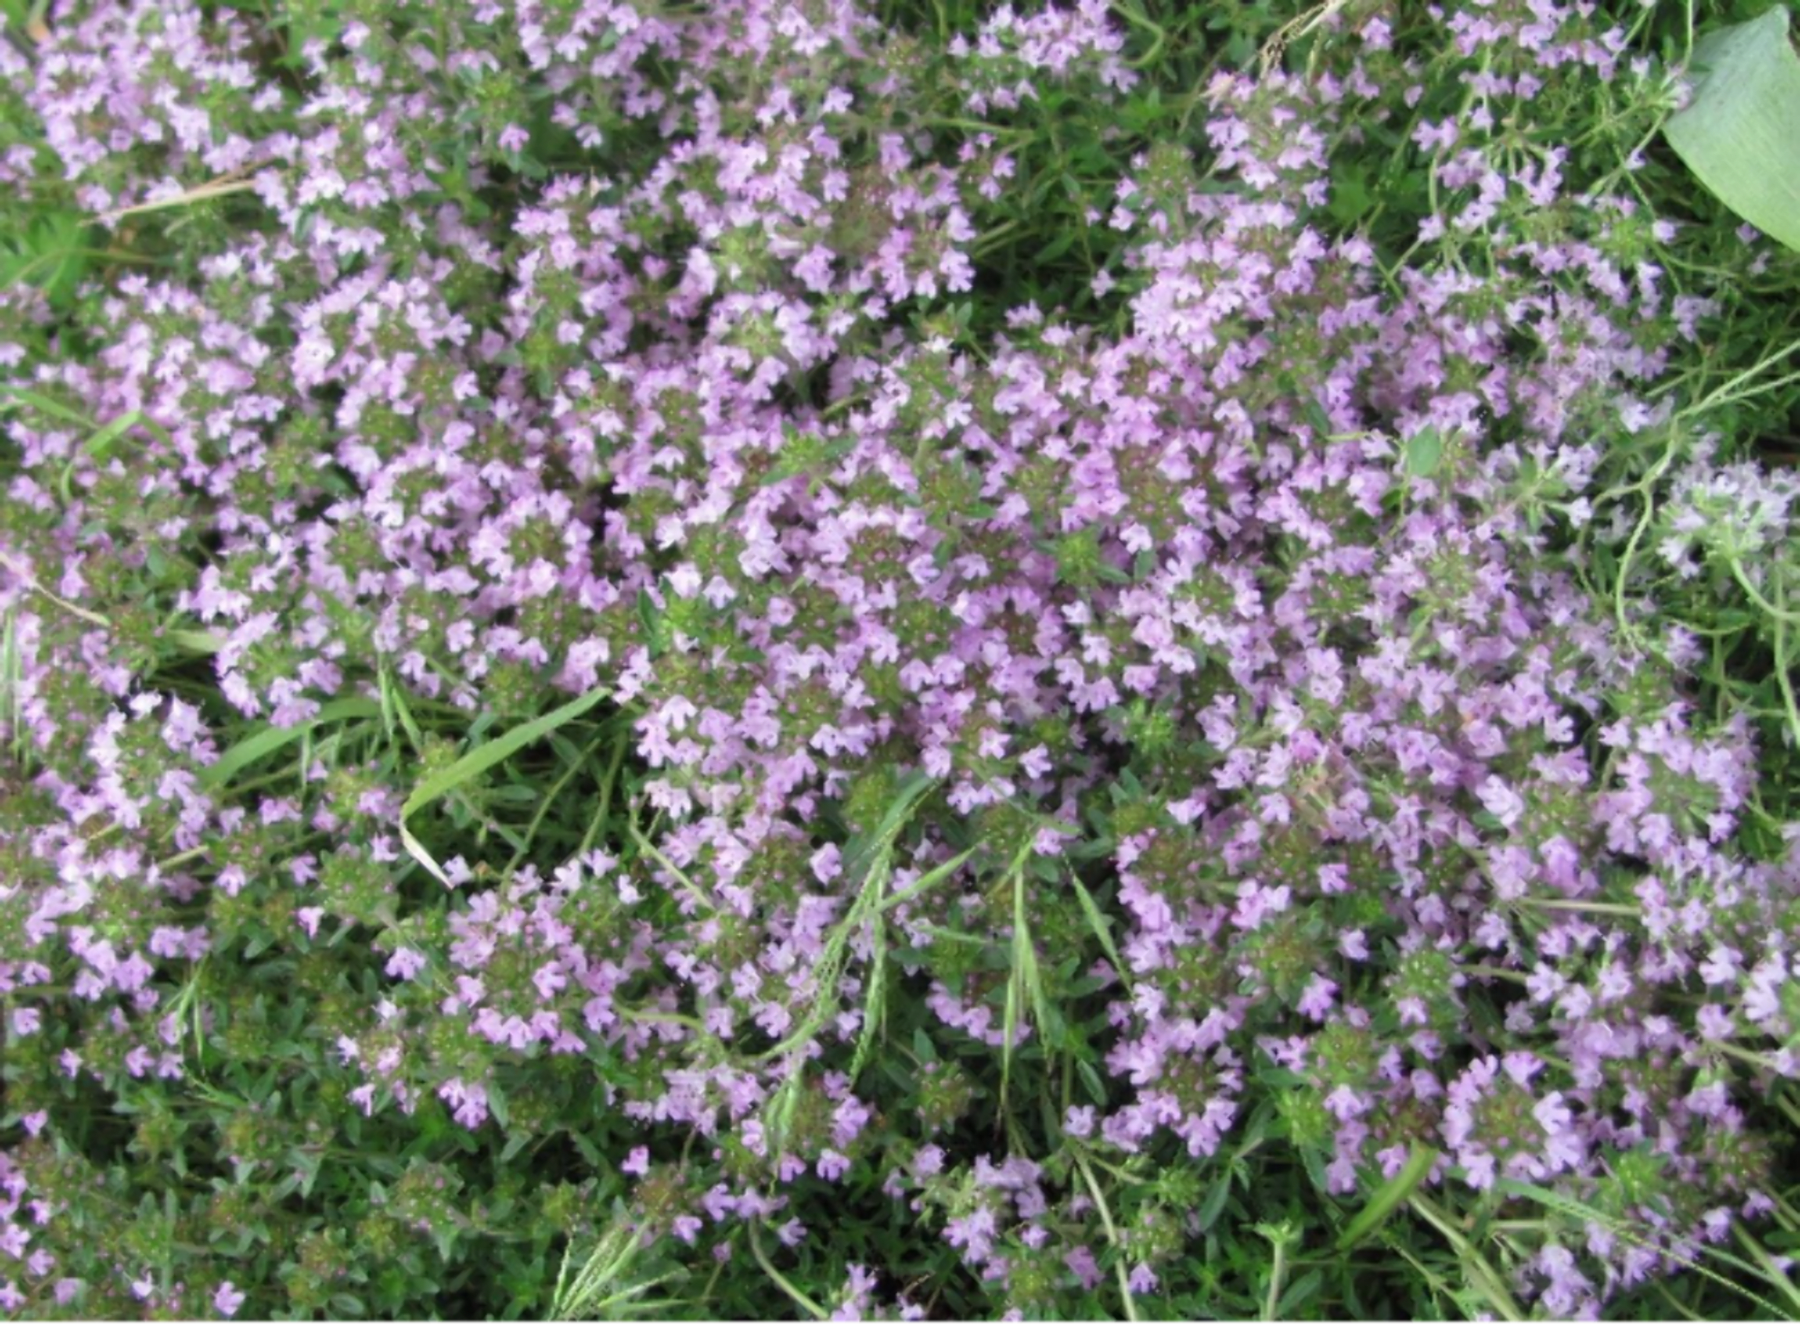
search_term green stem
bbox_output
[1674,338,1800,418]
[1774,579,1800,751]
[1072,1148,1142,1324]
[507,730,608,874]
[1408,1192,1524,1322]
[748,1220,826,1320]
[1517,897,1640,917]
[1111,0,1164,67]
[1726,559,1800,624]
[1263,1238,1287,1321]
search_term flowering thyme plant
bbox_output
[2,0,1800,1319]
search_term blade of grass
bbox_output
[506,729,609,874]
[166,628,225,654]
[1338,1146,1439,1250]
[57,409,142,503]
[552,1207,645,1321]
[849,906,890,1080]
[0,385,98,428]
[201,698,382,790]
[748,1219,825,1320]
[1,607,23,768]
[999,839,1043,1108]
[400,686,609,882]
[876,844,976,912]
[1732,1224,1800,1318]
[1070,1144,1142,1324]
[1495,1178,1790,1316]
[402,693,614,816]
[1069,872,1132,994]
[754,776,939,1109]
[628,819,720,915]
[95,171,268,226]
[1407,1191,1524,1322]
[841,770,938,885]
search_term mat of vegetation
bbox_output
[3,0,1800,1318]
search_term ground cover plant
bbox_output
[4,0,1800,1318]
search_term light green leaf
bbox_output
[82,409,142,457]
[1664,6,1800,252]
[169,630,226,655]
[1403,427,1443,478]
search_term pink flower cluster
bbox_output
[1,0,1795,1317]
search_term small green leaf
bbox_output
[1036,227,1080,264]
[635,589,665,656]
[1069,874,1131,993]
[1664,6,1800,252]
[1403,427,1444,478]
[201,699,383,789]
[1327,162,1375,228]
[1197,1176,1232,1233]
[1277,1269,1324,1318]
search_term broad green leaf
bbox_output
[1664,6,1800,252]
[1326,163,1375,228]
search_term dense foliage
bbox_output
[3,0,1800,1318]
